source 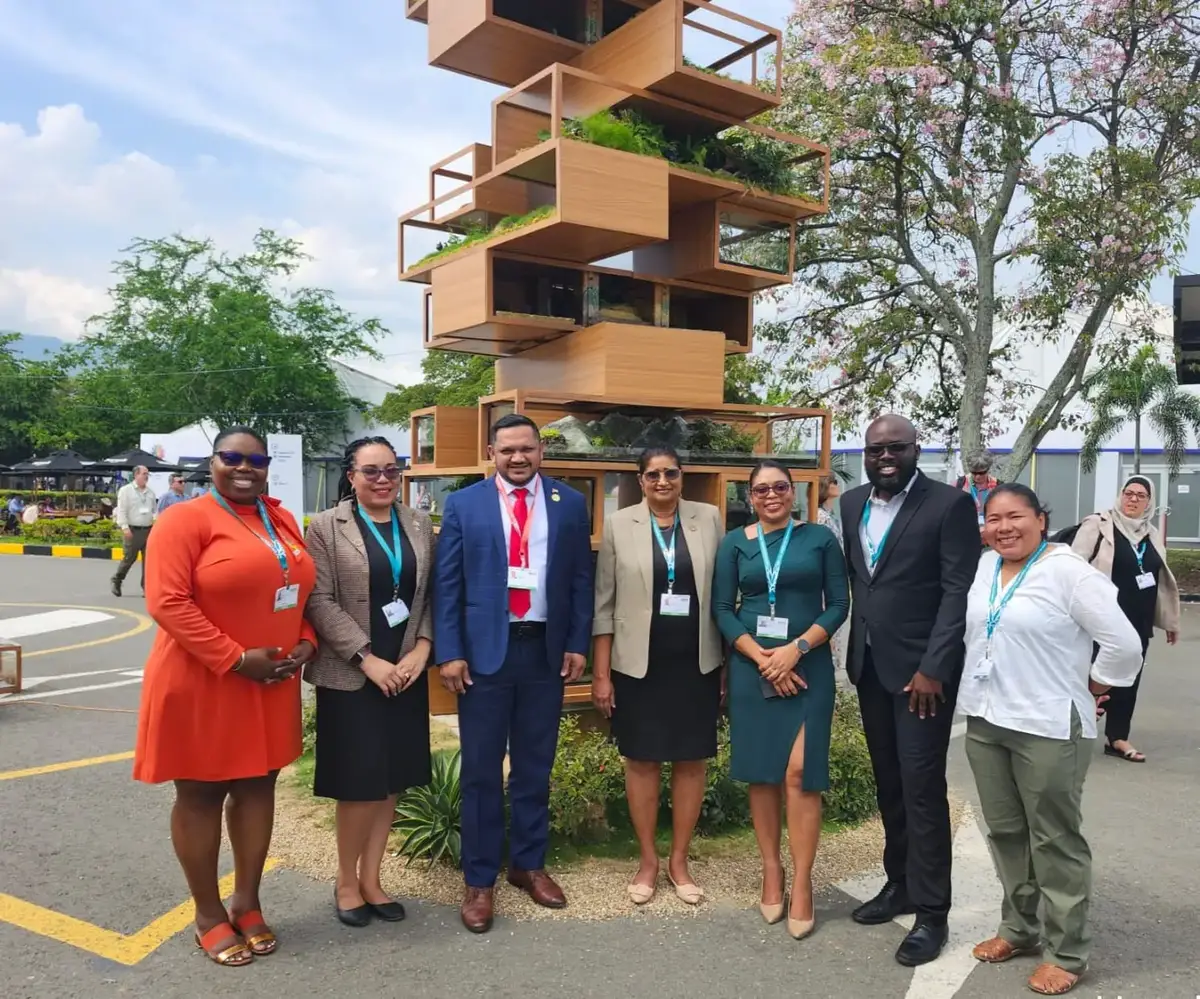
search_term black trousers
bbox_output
[113,525,151,586]
[856,646,958,921]
[1104,664,1144,743]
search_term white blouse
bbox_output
[961,545,1143,740]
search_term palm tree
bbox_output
[1079,344,1200,475]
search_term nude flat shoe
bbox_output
[626,881,656,905]
[668,871,705,905]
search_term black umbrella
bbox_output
[178,460,212,484]
[96,448,181,473]
[10,450,96,474]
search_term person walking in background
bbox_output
[840,415,981,966]
[956,450,999,541]
[134,427,316,967]
[158,474,189,513]
[112,465,157,596]
[967,484,1141,995]
[592,446,724,907]
[713,460,849,941]
[305,437,436,928]
[433,413,593,934]
[815,474,848,673]
[1070,475,1181,763]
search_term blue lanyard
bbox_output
[358,504,404,597]
[861,499,893,570]
[210,488,290,584]
[650,515,679,592]
[1131,537,1148,573]
[756,519,795,616]
[986,540,1047,648]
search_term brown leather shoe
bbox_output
[460,887,494,934]
[507,868,567,909]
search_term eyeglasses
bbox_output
[356,465,402,482]
[214,450,272,470]
[750,481,793,498]
[865,441,915,459]
[641,468,681,483]
[1122,489,1149,502]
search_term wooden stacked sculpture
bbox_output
[400,0,833,711]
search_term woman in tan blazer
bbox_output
[593,446,724,907]
[305,437,436,928]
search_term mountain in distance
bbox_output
[3,333,67,359]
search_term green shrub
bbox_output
[659,719,748,833]
[824,690,878,825]
[411,205,556,269]
[1168,548,1200,593]
[301,699,317,756]
[19,520,122,546]
[394,749,463,868]
[549,714,625,839]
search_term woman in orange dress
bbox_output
[134,426,317,967]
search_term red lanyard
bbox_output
[496,476,538,567]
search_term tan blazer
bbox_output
[1072,512,1181,633]
[303,498,436,690]
[593,498,724,679]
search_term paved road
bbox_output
[2,555,1198,998]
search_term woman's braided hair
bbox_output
[338,436,396,502]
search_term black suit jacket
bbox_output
[840,470,981,693]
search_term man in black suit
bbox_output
[840,415,981,966]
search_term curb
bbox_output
[1183,593,1200,603]
[0,543,131,561]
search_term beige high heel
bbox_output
[788,879,816,939]
[759,875,786,925]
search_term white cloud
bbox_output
[0,268,108,337]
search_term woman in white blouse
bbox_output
[964,483,1141,997]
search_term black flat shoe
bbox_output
[896,921,949,967]
[334,890,372,928]
[852,881,915,925]
[368,900,406,922]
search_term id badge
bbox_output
[273,584,300,612]
[507,566,539,590]
[1135,572,1155,590]
[756,615,789,640]
[659,593,691,616]
[971,656,995,682]
[382,599,411,628]
[977,514,985,527]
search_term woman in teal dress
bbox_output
[712,459,849,942]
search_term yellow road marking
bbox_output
[0,751,135,783]
[50,545,83,558]
[0,602,153,658]
[0,860,279,966]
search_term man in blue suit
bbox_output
[434,413,594,934]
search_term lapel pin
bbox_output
[551,491,561,502]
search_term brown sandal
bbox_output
[973,936,1041,963]
[195,922,253,967]
[1028,963,1081,995]
[232,909,278,956]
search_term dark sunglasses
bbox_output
[865,441,915,459]
[214,450,271,470]
[641,468,681,483]
[751,481,793,498]
[356,465,402,482]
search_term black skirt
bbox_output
[314,673,432,801]
[610,527,720,763]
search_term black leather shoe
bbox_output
[334,890,372,928]
[851,881,915,925]
[895,921,949,967]
[368,900,406,922]
[110,579,122,598]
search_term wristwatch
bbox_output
[793,638,811,655]
[350,645,371,667]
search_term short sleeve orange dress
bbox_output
[133,492,317,784]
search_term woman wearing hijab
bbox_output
[1071,475,1181,763]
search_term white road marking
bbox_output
[0,678,143,702]
[18,667,141,691]
[0,609,113,640]
[836,804,1000,999]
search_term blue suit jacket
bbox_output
[433,475,594,675]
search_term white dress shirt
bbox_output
[859,472,918,577]
[115,483,157,529]
[961,545,1143,740]
[497,473,549,622]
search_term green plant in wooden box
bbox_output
[411,205,556,269]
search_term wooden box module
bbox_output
[409,406,480,471]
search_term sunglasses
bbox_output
[865,441,915,459]
[641,468,681,483]
[214,450,271,470]
[356,465,402,482]
[751,481,793,498]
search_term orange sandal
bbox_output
[1027,963,1082,995]
[972,936,1041,963]
[195,922,253,967]
[232,909,278,956]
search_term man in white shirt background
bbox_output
[111,465,156,597]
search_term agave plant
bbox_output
[393,749,462,869]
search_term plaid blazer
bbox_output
[303,498,436,691]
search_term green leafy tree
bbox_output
[763,0,1200,477]
[1080,344,1200,475]
[61,230,384,453]
[0,333,72,463]
[375,351,495,427]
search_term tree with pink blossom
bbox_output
[762,0,1200,475]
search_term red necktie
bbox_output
[508,487,531,618]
